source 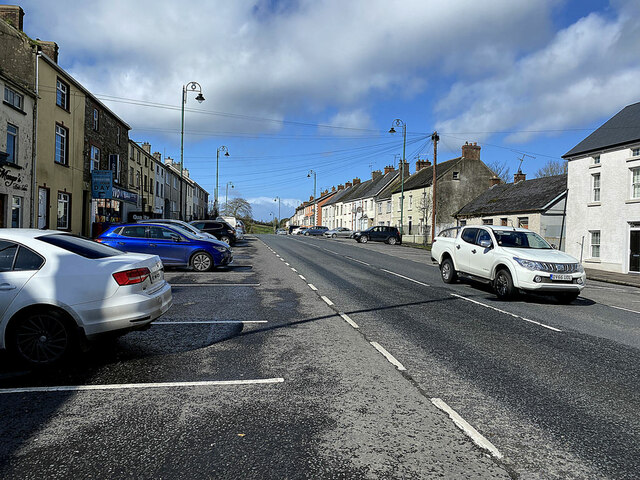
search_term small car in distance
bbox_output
[97,223,232,272]
[276,228,288,235]
[137,218,216,240]
[353,226,402,245]
[303,226,329,236]
[324,227,354,238]
[0,230,172,366]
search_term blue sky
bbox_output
[17,0,640,221]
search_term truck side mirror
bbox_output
[479,239,492,249]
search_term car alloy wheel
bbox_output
[12,311,71,366]
[220,236,231,245]
[440,258,457,284]
[332,233,337,238]
[360,236,368,243]
[494,269,514,299]
[387,237,397,245]
[191,252,214,272]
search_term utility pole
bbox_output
[431,131,439,244]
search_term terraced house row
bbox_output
[0,5,208,236]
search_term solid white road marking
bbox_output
[381,269,429,286]
[430,398,503,459]
[370,342,406,371]
[0,378,286,395]
[321,296,334,306]
[170,283,260,287]
[298,275,306,281]
[340,313,359,329]
[308,284,318,291]
[609,305,640,314]
[152,321,267,325]
[450,293,562,332]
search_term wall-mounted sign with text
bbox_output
[91,170,113,199]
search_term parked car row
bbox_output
[284,225,403,245]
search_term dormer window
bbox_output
[592,155,600,165]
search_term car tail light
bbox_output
[95,238,104,243]
[113,268,150,286]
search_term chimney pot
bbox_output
[513,171,526,183]
[353,177,361,185]
[0,5,24,31]
[489,175,501,187]
[461,142,481,160]
[345,182,352,188]
[141,142,151,154]
[372,170,382,181]
[337,184,344,191]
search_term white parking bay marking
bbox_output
[152,321,267,324]
[609,305,640,315]
[450,293,562,332]
[0,378,285,394]
[380,269,429,286]
[430,398,503,459]
[340,313,359,329]
[370,342,406,371]
[321,296,334,306]
[308,284,318,291]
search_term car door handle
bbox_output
[456,245,460,249]
[117,242,125,245]
[471,249,477,254]
[149,243,157,247]
[0,283,16,291]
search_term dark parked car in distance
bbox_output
[303,226,329,236]
[96,223,233,271]
[353,226,402,245]
[190,220,237,245]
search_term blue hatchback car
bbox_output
[96,223,233,272]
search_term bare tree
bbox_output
[222,198,253,219]
[535,159,568,178]
[486,159,511,183]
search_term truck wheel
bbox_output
[440,258,457,284]
[494,269,515,300]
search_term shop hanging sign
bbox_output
[91,170,113,199]
[112,187,138,205]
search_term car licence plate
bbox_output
[150,269,163,283]
[550,274,572,281]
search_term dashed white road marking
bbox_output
[321,296,334,306]
[308,284,318,291]
[430,398,503,459]
[451,293,562,332]
[298,274,306,281]
[346,256,371,266]
[280,258,285,261]
[291,268,298,272]
[370,342,406,371]
[609,305,640,315]
[0,378,285,395]
[153,320,267,325]
[285,262,290,266]
[380,269,429,286]
[340,313,359,329]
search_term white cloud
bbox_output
[435,3,640,143]
[19,0,556,138]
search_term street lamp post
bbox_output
[180,81,205,220]
[225,181,234,213]
[215,146,229,216]
[274,196,281,228]
[389,119,406,235]
[307,170,316,225]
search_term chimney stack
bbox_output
[0,5,24,31]
[489,176,501,187]
[461,141,481,160]
[400,160,410,178]
[37,40,59,64]
[345,181,352,188]
[514,171,526,183]
[153,152,162,161]
[331,186,336,192]
[371,170,382,181]
[309,195,314,201]
[141,142,152,154]
[384,165,395,174]
[415,160,432,172]
[337,184,344,191]
[353,177,361,185]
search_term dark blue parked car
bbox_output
[96,223,233,272]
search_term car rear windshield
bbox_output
[38,234,125,259]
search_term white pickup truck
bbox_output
[431,225,586,302]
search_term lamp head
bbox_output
[388,127,396,134]
[224,151,230,156]
[195,93,205,103]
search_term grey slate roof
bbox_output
[323,185,355,206]
[392,158,459,193]
[339,171,399,203]
[563,102,640,158]
[455,174,567,217]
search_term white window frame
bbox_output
[592,155,600,165]
[93,108,99,131]
[592,173,601,202]
[56,78,68,109]
[631,148,640,157]
[90,145,100,172]
[11,196,22,228]
[631,167,640,199]
[57,192,70,230]
[55,124,68,165]
[4,86,23,110]
[6,123,18,163]
[590,230,600,258]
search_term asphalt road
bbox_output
[0,234,637,479]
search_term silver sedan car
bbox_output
[323,227,354,238]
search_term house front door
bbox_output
[38,187,49,229]
[630,230,640,273]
